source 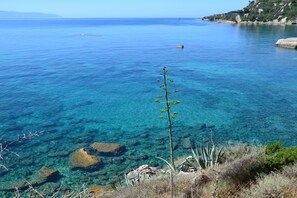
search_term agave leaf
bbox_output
[156,157,175,172]
[210,144,216,166]
[191,148,202,170]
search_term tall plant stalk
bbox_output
[162,66,175,169]
[155,66,180,170]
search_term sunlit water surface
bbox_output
[0,18,297,194]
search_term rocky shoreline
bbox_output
[202,18,297,25]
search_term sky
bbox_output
[0,0,249,18]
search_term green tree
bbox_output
[155,66,180,169]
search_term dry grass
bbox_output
[281,164,297,179]
[219,149,264,185]
[101,172,196,198]
[239,173,297,198]
[222,142,262,163]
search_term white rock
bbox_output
[276,38,297,49]
[235,15,242,23]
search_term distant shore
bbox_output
[202,18,297,25]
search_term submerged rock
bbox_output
[276,38,297,49]
[69,148,101,169]
[0,166,60,191]
[182,137,193,149]
[31,166,61,184]
[196,123,207,130]
[88,185,113,196]
[91,142,123,155]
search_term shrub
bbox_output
[239,173,296,198]
[219,151,266,185]
[264,141,297,170]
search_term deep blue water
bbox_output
[0,18,297,193]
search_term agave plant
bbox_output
[177,142,224,171]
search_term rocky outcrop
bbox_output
[91,142,123,155]
[276,38,297,49]
[203,0,297,25]
[126,165,159,185]
[69,148,101,169]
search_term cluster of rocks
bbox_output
[126,165,159,185]
[69,142,124,170]
[205,17,297,25]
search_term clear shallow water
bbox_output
[0,18,297,193]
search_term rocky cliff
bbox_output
[203,0,297,25]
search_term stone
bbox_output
[31,166,61,185]
[69,148,101,169]
[182,137,193,149]
[276,38,297,49]
[280,17,287,24]
[0,167,60,191]
[126,165,159,185]
[235,15,241,23]
[176,45,185,49]
[88,185,113,196]
[196,123,207,130]
[91,142,123,155]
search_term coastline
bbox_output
[202,18,297,25]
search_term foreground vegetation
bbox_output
[94,142,297,198]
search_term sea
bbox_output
[0,18,297,194]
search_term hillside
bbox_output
[0,11,61,19]
[203,0,297,25]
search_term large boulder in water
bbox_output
[69,148,101,170]
[276,38,297,49]
[91,142,123,156]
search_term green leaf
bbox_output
[173,112,178,115]
[156,95,163,99]
[160,109,166,113]
[175,100,181,104]
[159,116,164,119]
[154,99,160,103]
[175,89,179,92]
[168,100,175,105]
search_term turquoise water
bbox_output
[0,18,297,194]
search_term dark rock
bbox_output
[196,123,206,130]
[126,140,140,147]
[139,133,149,139]
[31,166,61,185]
[91,142,124,156]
